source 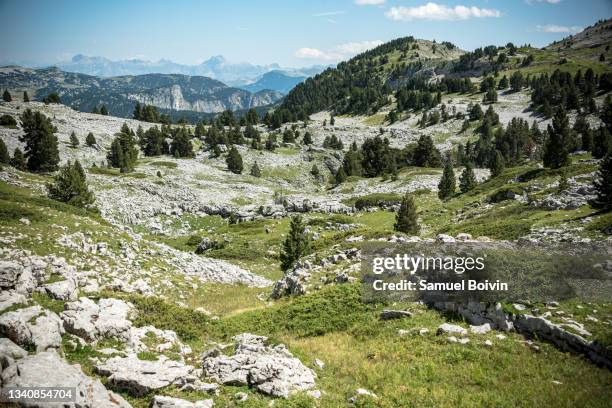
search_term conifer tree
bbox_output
[0,139,9,164]
[133,102,142,120]
[592,126,611,159]
[47,160,95,208]
[19,109,60,172]
[303,131,313,145]
[226,146,243,174]
[469,103,483,121]
[100,105,108,115]
[280,215,310,271]
[413,135,441,167]
[86,132,96,147]
[311,164,320,180]
[543,107,571,168]
[330,115,335,126]
[498,75,509,89]
[69,131,79,148]
[107,132,138,173]
[334,166,347,185]
[590,153,612,210]
[490,150,505,177]
[437,159,456,200]
[2,90,11,102]
[250,161,261,177]
[394,192,419,234]
[91,106,99,114]
[23,91,29,102]
[459,163,477,193]
[10,148,26,170]
[170,128,194,158]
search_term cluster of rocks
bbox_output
[0,250,87,312]
[201,333,318,398]
[430,300,612,368]
[271,248,360,299]
[1,347,132,408]
[530,182,597,210]
[519,226,593,244]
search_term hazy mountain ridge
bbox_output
[51,54,327,91]
[241,70,308,94]
[0,66,282,117]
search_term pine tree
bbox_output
[490,150,505,177]
[543,107,571,168]
[86,132,96,147]
[226,146,243,174]
[170,128,194,158]
[483,89,498,104]
[0,139,9,164]
[250,161,261,177]
[498,75,509,89]
[100,105,108,115]
[592,126,611,159]
[47,160,95,208]
[133,102,142,120]
[590,153,612,210]
[107,132,138,173]
[330,115,335,126]
[334,166,347,185]
[279,215,310,271]
[394,192,419,234]
[437,159,456,200]
[2,90,11,102]
[459,163,477,193]
[91,106,99,114]
[69,131,79,148]
[469,103,483,121]
[10,148,26,170]
[413,135,441,167]
[23,91,29,102]
[303,131,313,145]
[311,164,320,179]
[19,109,60,172]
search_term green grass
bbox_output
[149,161,178,169]
[89,166,147,178]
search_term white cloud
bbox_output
[385,3,501,21]
[313,11,345,17]
[536,24,582,33]
[527,0,562,4]
[295,40,384,61]
[355,0,386,5]
[295,48,328,59]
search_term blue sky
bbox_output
[0,0,610,67]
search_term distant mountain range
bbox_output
[0,66,283,119]
[241,70,308,94]
[50,54,328,94]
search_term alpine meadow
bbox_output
[0,1,612,407]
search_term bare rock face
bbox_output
[201,333,316,398]
[0,260,21,288]
[1,350,131,408]
[0,337,28,360]
[513,314,612,369]
[42,278,78,301]
[0,306,64,351]
[0,289,28,312]
[95,355,195,396]
[60,297,134,342]
[436,323,468,336]
[150,396,214,408]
